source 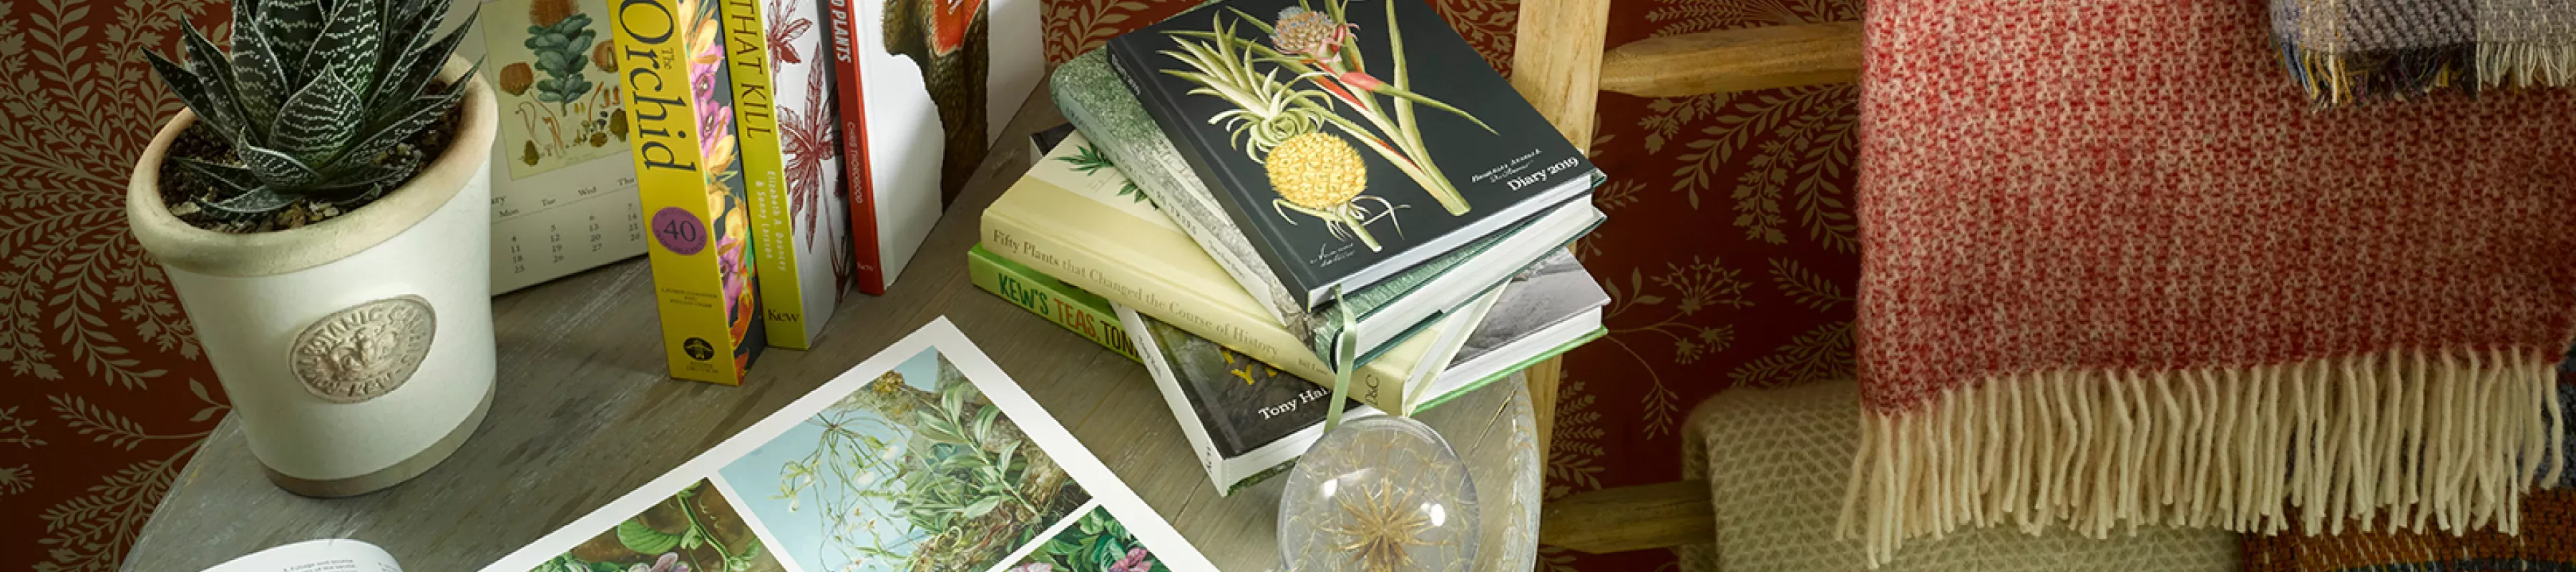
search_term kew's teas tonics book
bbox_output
[1052,51,1602,366]
[612,0,768,384]
[968,244,1141,361]
[823,0,1045,293]
[1103,0,1602,314]
[479,319,1213,572]
[720,0,853,349]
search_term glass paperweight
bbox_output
[1278,415,1478,572]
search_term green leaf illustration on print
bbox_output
[525,8,597,108]
[1057,144,1155,207]
[615,519,682,555]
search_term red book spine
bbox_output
[825,0,887,294]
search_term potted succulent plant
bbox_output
[127,0,495,497]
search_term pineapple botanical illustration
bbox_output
[1264,132,1398,250]
[1158,0,1496,251]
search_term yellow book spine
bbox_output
[717,0,819,349]
[613,0,766,385]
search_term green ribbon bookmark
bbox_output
[1322,290,1360,433]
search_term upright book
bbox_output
[612,0,767,384]
[1052,51,1602,366]
[721,0,852,348]
[1103,0,1603,312]
[822,0,1046,293]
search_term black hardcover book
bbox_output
[1140,316,1365,459]
[1106,0,1601,310]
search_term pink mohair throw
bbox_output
[1846,0,2576,566]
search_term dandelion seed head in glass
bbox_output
[1278,415,1478,572]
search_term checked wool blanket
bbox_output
[2272,0,2576,106]
[1845,0,2576,566]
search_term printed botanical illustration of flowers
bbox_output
[716,349,1093,572]
[490,0,628,179]
[527,479,786,572]
[1008,506,1166,572]
[1158,0,1498,251]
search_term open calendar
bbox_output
[457,0,649,293]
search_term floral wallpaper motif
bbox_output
[1050,0,1860,569]
[1,0,235,570]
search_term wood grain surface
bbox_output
[1504,0,1610,468]
[1598,21,1862,97]
[1536,480,1714,554]
[122,84,1538,572]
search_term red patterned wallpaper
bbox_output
[0,0,1860,569]
[1,0,234,571]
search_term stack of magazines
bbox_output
[975,0,1608,494]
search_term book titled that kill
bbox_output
[1075,0,1604,365]
[613,0,768,385]
[719,0,852,349]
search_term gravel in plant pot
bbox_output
[127,0,501,498]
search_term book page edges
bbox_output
[981,177,1436,410]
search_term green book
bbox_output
[968,244,1141,362]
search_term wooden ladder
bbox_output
[1508,1,1860,556]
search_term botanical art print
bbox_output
[1156,0,1496,251]
[1008,506,1169,572]
[776,31,841,252]
[759,0,854,287]
[527,479,788,572]
[489,0,629,180]
[717,348,1092,571]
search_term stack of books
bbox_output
[975,0,1609,493]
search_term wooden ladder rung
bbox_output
[1538,479,1717,553]
[1599,21,1863,97]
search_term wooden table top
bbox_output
[123,83,1538,572]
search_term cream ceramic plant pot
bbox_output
[126,59,499,498]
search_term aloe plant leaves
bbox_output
[376,6,476,119]
[257,0,329,86]
[238,144,321,189]
[141,0,484,220]
[142,49,223,137]
[341,65,475,167]
[171,157,262,194]
[230,21,289,135]
[273,64,365,157]
[301,0,384,98]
